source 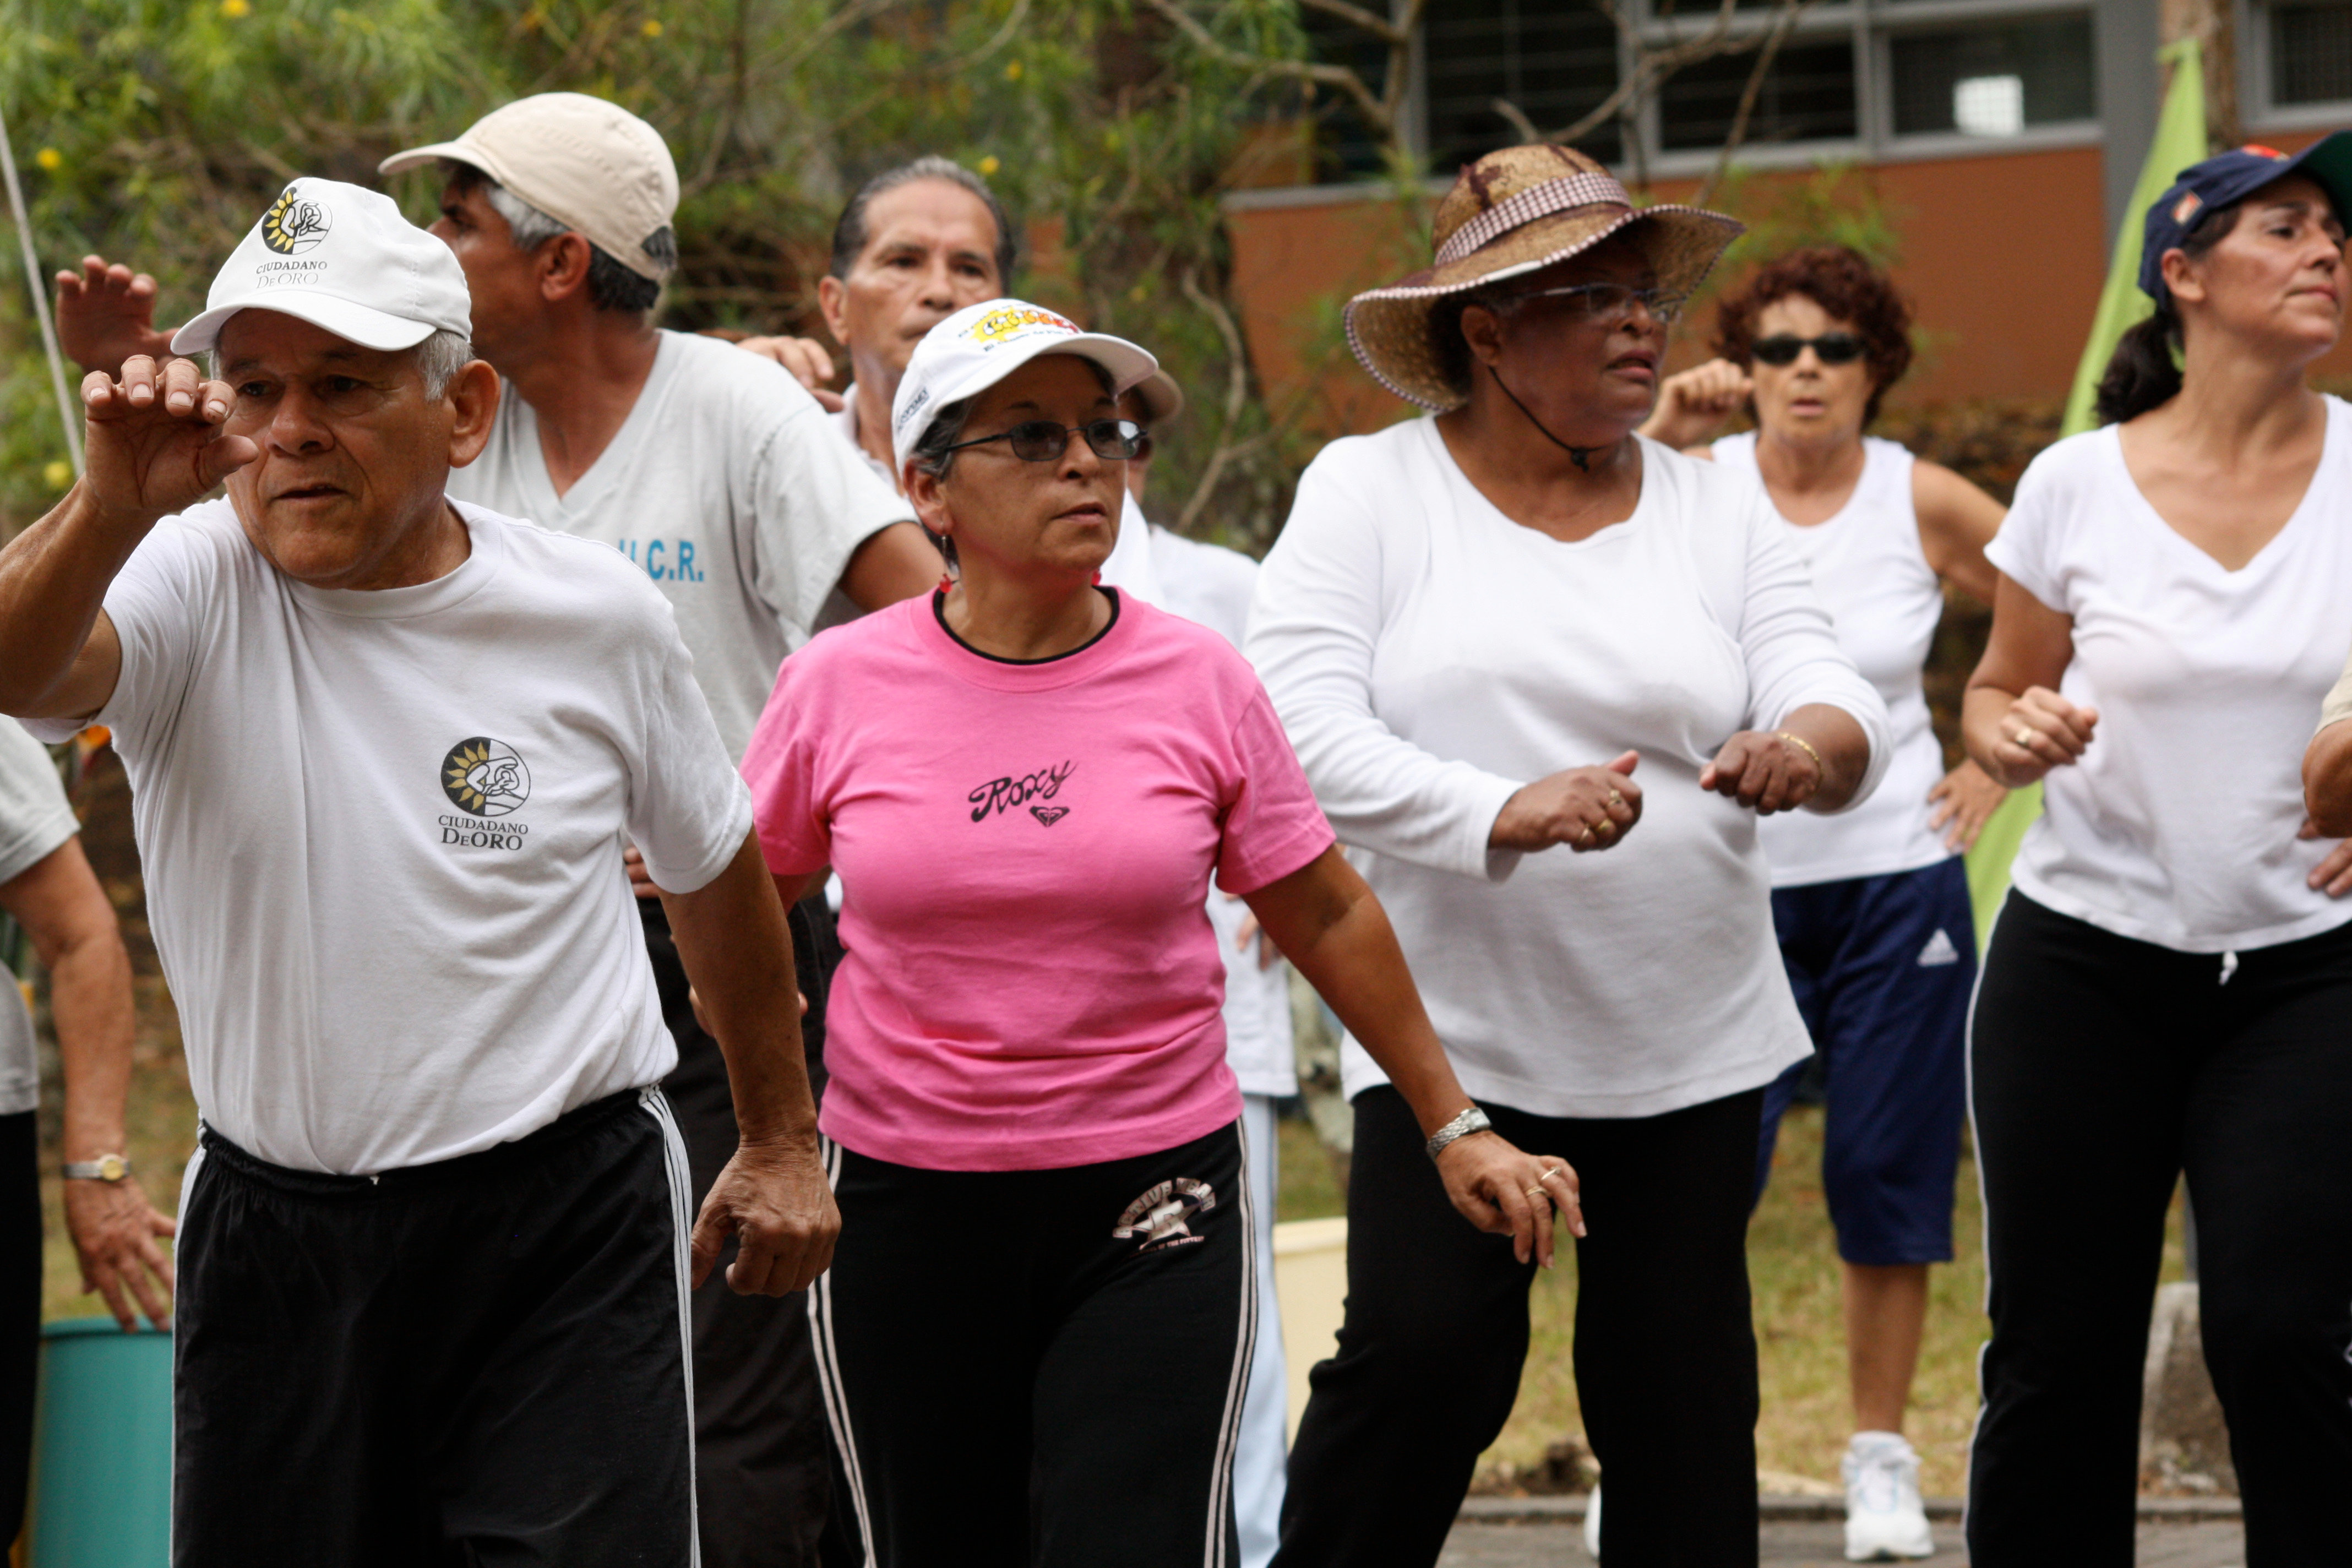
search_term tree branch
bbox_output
[1142,0,1393,135]
[1297,0,1403,47]
[1694,0,1809,208]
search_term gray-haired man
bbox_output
[3,178,832,1565]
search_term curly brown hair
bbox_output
[1712,246,1915,426]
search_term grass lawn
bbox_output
[1273,1104,2188,1500]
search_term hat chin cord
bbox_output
[1487,361,1612,473]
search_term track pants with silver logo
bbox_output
[811,1119,1253,1568]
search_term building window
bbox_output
[1657,39,1859,151]
[1288,0,2100,189]
[2271,2,2352,108]
[1424,1,1623,170]
[1887,14,2098,139]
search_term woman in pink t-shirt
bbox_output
[740,300,1578,1568]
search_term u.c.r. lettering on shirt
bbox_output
[967,761,1076,823]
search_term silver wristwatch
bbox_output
[63,1153,132,1183]
[1425,1106,1492,1161]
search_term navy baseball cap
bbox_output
[2140,133,2352,306]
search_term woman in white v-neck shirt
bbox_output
[1250,145,1892,1566]
[1640,245,2008,1561]
[1961,141,2352,1562]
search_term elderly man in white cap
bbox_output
[0,178,834,1566]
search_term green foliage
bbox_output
[1708,160,1908,274]
[0,0,1320,541]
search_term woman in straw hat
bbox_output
[1248,145,1891,1564]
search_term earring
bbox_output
[936,573,955,594]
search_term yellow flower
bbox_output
[977,154,1000,177]
[34,148,62,172]
[1004,59,1023,82]
[640,17,663,36]
[221,0,251,17]
[1128,282,1147,303]
[43,460,72,491]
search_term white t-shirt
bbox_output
[26,500,753,1174]
[1147,524,1298,1098]
[0,718,79,1117]
[1714,433,1952,886]
[1986,400,2352,952]
[450,332,911,760]
[1248,418,1890,1118]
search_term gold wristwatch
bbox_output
[63,1153,132,1183]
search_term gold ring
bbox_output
[1606,790,1625,809]
[1594,818,1615,837]
[1580,824,1596,845]
[1540,1167,1565,1183]
[1524,1186,1549,1201]
[2012,726,2035,748]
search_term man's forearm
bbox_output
[662,836,820,1147]
[53,928,138,1162]
[0,483,143,715]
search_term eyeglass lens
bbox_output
[1004,419,1143,461]
[1752,333,1866,367]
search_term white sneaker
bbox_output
[1842,1431,1934,1561]
[1581,1483,1600,1559]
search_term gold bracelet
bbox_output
[1774,730,1823,771]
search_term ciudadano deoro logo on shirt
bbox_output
[440,738,533,851]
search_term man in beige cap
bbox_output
[379,94,936,1568]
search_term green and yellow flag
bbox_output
[1964,40,2210,945]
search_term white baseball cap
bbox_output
[891,298,1158,470]
[172,178,472,356]
[379,93,679,281]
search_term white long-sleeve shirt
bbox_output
[1247,418,1890,1118]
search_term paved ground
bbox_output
[1439,1518,2246,1566]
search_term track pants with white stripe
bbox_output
[1968,892,2352,1566]
[812,1120,1253,1568]
[170,1088,698,1566]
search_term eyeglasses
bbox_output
[942,418,1144,462]
[1130,430,1156,461]
[1750,333,1866,367]
[1501,282,1687,328]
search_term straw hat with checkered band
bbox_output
[1346,145,1745,412]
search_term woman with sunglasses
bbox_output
[1249,148,1890,1566]
[738,299,1576,1568]
[1964,143,2352,1562]
[1636,245,2005,1560]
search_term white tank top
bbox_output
[1714,432,1952,886]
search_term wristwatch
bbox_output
[63,1153,132,1183]
[1424,1106,1493,1162]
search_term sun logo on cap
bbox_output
[261,188,333,255]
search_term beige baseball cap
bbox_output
[380,93,678,280]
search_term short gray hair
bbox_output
[449,162,673,315]
[830,156,1015,285]
[208,326,473,399]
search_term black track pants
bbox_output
[812,1122,1254,1568]
[1276,1085,1763,1568]
[1967,892,2352,1567]
[171,1090,695,1566]
[2,1111,35,1548]
[645,896,852,1568]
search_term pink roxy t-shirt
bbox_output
[741,591,1335,1171]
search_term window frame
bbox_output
[2241,0,2352,133]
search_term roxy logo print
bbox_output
[1113,1178,1217,1251]
[968,761,1075,823]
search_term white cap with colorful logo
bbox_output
[890,298,1158,471]
[172,178,472,356]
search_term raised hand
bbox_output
[56,256,175,377]
[1638,356,1753,449]
[730,334,846,412]
[1701,729,1822,814]
[1489,750,1643,852]
[81,356,257,524]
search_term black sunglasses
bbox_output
[943,418,1144,463]
[1751,333,1866,367]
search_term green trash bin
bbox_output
[28,1319,171,1568]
